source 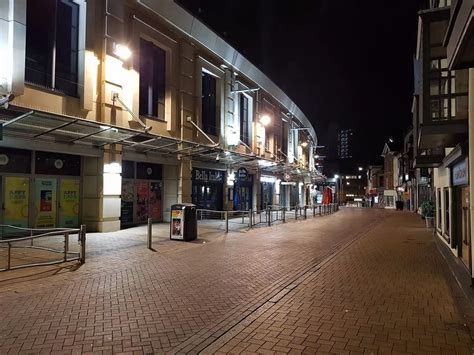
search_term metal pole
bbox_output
[225,211,229,233]
[147,218,152,249]
[248,209,252,229]
[64,232,69,262]
[7,242,11,270]
[282,208,286,223]
[295,206,298,220]
[30,229,33,246]
[267,207,271,227]
[80,224,86,264]
[304,206,307,219]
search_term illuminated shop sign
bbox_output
[192,168,224,183]
[452,158,468,186]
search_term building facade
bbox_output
[0,0,321,233]
[412,0,472,280]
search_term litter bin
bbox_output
[395,200,404,211]
[170,203,197,241]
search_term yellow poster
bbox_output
[59,179,80,228]
[35,178,57,228]
[4,176,30,228]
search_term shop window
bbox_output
[437,189,442,230]
[139,39,166,119]
[25,0,79,96]
[240,95,250,145]
[0,148,31,174]
[122,160,135,179]
[202,71,217,136]
[136,162,162,180]
[281,121,288,159]
[35,152,80,176]
[444,188,450,237]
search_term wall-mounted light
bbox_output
[259,114,271,126]
[113,43,132,60]
[358,167,363,171]
[300,142,308,148]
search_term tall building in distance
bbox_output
[337,129,355,159]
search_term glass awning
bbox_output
[0,107,325,181]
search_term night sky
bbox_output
[178,0,426,170]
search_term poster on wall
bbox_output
[121,180,134,224]
[35,178,57,228]
[136,181,149,222]
[59,179,80,228]
[171,209,183,239]
[4,176,30,228]
[149,182,162,221]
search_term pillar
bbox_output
[468,69,474,281]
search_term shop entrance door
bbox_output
[34,177,81,228]
[461,186,470,268]
[234,186,251,211]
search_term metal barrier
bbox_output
[0,224,86,271]
[197,209,251,233]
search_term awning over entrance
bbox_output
[0,107,325,182]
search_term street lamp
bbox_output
[358,167,363,171]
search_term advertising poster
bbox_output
[149,182,162,221]
[59,179,80,228]
[4,176,30,228]
[171,209,183,239]
[35,178,57,228]
[121,180,134,224]
[136,181,149,222]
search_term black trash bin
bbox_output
[395,200,404,211]
[170,203,197,241]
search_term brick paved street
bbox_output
[0,208,473,354]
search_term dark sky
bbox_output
[178,0,425,167]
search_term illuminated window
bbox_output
[25,0,79,96]
[444,188,450,237]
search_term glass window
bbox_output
[0,148,31,174]
[136,162,162,180]
[122,160,135,179]
[25,0,79,96]
[444,188,450,236]
[437,189,442,230]
[202,72,217,136]
[239,95,250,145]
[35,152,80,176]
[139,39,166,119]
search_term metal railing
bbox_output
[197,209,252,233]
[0,224,86,272]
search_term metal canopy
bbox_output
[0,107,324,181]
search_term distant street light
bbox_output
[358,167,363,171]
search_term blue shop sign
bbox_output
[452,158,468,186]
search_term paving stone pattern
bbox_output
[0,209,472,354]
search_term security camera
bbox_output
[0,93,15,108]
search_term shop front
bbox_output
[260,175,275,209]
[233,167,253,211]
[192,167,224,211]
[0,148,81,235]
[452,157,470,269]
[121,161,163,227]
